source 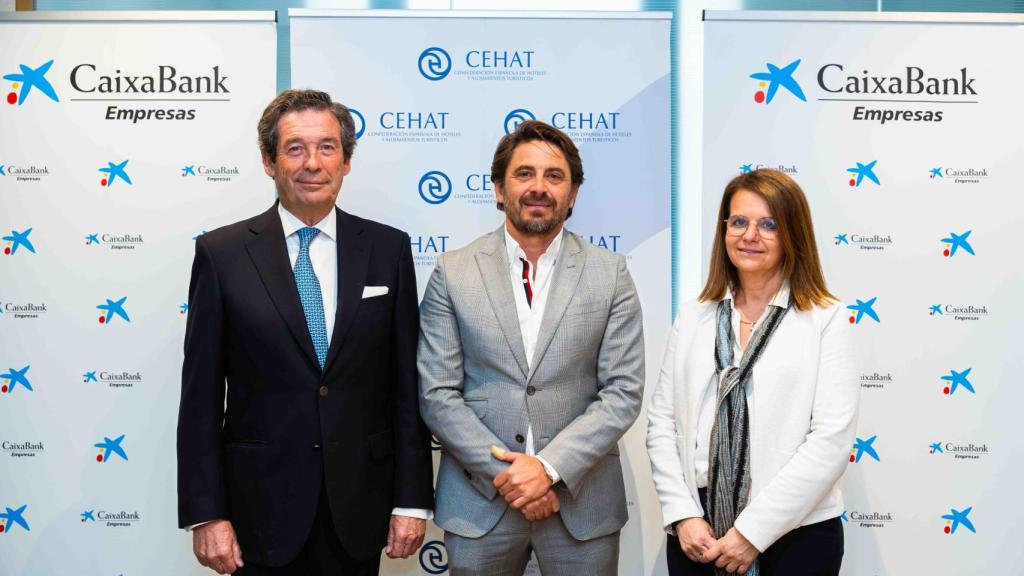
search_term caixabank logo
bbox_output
[845,160,880,188]
[3,60,59,106]
[3,228,35,256]
[0,504,30,534]
[940,230,975,258]
[419,46,544,83]
[98,160,131,187]
[352,108,461,145]
[2,440,44,458]
[502,107,629,144]
[941,506,976,536]
[411,234,451,269]
[0,301,47,320]
[94,434,127,463]
[846,297,880,325]
[940,367,975,397]
[929,302,989,322]
[418,540,448,574]
[81,509,141,529]
[840,509,895,529]
[834,232,893,252]
[849,435,880,463]
[180,163,240,183]
[930,441,990,461]
[85,233,145,251]
[83,369,144,390]
[860,370,893,391]
[739,162,799,175]
[69,63,229,122]
[1,365,32,394]
[749,60,807,105]
[0,162,51,182]
[96,296,130,325]
[929,166,989,185]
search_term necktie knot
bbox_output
[297,226,320,249]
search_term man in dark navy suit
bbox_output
[177,89,434,575]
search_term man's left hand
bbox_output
[493,450,552,509]
[384,515,426,559]
[702,527,759,574]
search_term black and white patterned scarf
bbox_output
[707,297,789,576]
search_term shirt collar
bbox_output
[725,280,792,310]
[504,224,564,268]
[278,203,337,242]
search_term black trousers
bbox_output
[235,483,382,576]
[666,488,843,576]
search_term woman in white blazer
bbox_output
[647,169,859,576]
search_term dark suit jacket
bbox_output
[176,204,434,565]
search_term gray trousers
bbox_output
[444,507,619,576]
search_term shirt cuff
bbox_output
[185,520,213,532]
[392,507,434,520]
[536,455,561,485]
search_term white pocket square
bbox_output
[362,286,389,298]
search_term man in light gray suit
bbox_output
[418,120,645,575]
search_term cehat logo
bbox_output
[419,540,448,574]
[941,230,974,257]
[98,160,131,187]
[850,435,880,463]
[181,165,195,177]
[750,59,806,104]
[81,510,95,522]
[846,160,880,187]
[418,47,452,81]
[930,167,943,178]
[942,507,975,535]
[846,297,879,324]
[930,442,943,454]
[1,365,32,394]
[940,368,974,396]
[83,370,98,383]
[96,296,130,325]
[94,434,127,463]
[4,60,59,106]
[834,234,849,245]
[85,233,100,246]
[504,108,536,135]
[0,504,30,533]
[3,228,35,255]
[348,107,366,139]
[419,171,452,205]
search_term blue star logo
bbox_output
[930,304,943,316]
[839,510,848,521]
[192,230,208,241]
[0,504,30,533]
[81,510,95,522]
[0,165,5,176]
[94,434,128,462]
[181,165,196,176]
[2,60,60,105]
[85,233,100,246]
[941,230,975,257]
[942,507,976,535]
[846,297,880,324]
[83,371,98,383]
[97,296,130,324]
[834,233,849,245]
[847,160,880,187]
[930,167,943,178]
[930,442,943,454]
[3,228,36,255]
[740,163,753,173]
[99,160,132,187]
[750,59,806,104]
[179,303,189,314]
[851,435,880,463]
[1,365,32,393]
[941,368,974,396]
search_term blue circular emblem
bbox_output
[503,108,536,135]
[419,540,448,574]
[418,171,452,205]
[418,47,452,81]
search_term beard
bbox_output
[504,192,569,236]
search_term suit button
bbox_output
[464,470,472,480]
[319,386,328,397]
[515,434,525,443]
[312,444,321,451]
[526,385,536,396]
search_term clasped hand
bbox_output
[676,518,759,574]
[491,446,559,522]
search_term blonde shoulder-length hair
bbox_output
[699,169,835,312]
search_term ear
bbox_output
[568,185,579,211]
[494,181,506,207]
[261,153,275,178]
[342,156,352,177]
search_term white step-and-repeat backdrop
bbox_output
[290,10,671,575]
[0,11,276,575]
[703,11,1024,575]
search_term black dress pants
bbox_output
[666,488,843,576]
[235,483,382,576]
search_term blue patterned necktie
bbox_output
[294,226,328,369]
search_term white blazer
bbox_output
[646,289,859,552]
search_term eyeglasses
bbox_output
[725,215,778,239]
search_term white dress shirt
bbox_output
[504,225,563,484]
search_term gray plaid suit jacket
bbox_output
[418,226,645,541]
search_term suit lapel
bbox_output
[475,228,530,380]
[528,232,585,383]
[322,208,369,376]
[245,204,320,370]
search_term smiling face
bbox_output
[725,189,783,279]
[495,140,578,237]
[262,108,351,222]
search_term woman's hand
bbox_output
[675,517,718,563]
[703,527,759,574]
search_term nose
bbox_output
[741,221,760,241]
[303,148,322,172]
